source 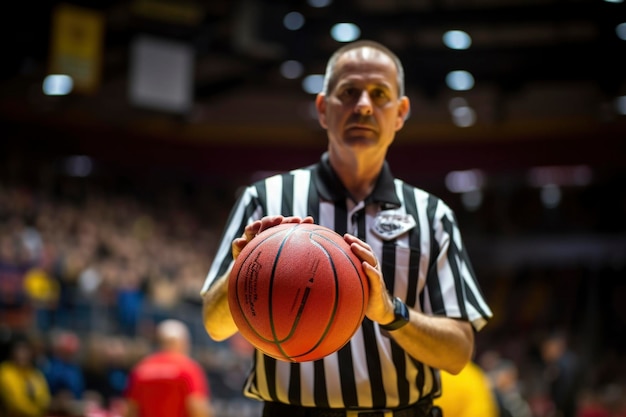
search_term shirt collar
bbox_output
[314,152,401,209]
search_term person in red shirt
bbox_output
[124,319,213,417]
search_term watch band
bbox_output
[379,296,410,331]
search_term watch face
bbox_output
[381,297,410,331]
[394,297,409,321]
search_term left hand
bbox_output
[232,215,314,259]
[344,234,474,374]
[343,233,396,326]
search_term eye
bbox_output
[373,88,387,97]
[370,88,390,103]
[338,87,360,100]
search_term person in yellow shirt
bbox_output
[23,265,60,331]
[434,360,499,417]
[0,335,51,417]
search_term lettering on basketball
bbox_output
[288,258,320,315]
[307,258,320,285]
[244,251,262,316]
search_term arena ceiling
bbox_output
[1,0,625,175]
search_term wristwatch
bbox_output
[379,297,410,331]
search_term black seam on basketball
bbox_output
[285,236,337,361]
[233,226,297,346]
[309,231,368,315]
[269,225,301,360]
[288,230,367,361]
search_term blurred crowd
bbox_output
[1,165,625,417]
[0,176,259,416]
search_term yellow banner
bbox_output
[49,3,104,94]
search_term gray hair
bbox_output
[322,40,405,97]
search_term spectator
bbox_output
[434,360,499,417]
[41,329,85,414]
[0,334,51,417]
[124,319,213,417]
[490,359,533,417]
[22,255,59,332]
[540,331,582,417]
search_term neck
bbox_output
[328,149,385,202]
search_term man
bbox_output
[41,329,84,409]
[124,320,213,417]
[201,40,492,417]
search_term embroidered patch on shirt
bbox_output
[371,212,416,240]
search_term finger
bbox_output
[344,234,378,268]
[282,216,315,224]
[232,237,247,259]
[282,216,304,224]
[344,233,369,250]
[244,220,262,241]
[258,216,284,233]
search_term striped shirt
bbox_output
[201,152,492,409]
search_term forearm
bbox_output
[202,272,239,341]
[387,311,474,375]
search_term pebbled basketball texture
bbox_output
[228,222,369,362]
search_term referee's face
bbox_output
[316,48,410,157]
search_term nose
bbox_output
[354,90,373,115]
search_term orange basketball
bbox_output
[228,223,369,362]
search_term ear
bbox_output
[395,96,411,131]
[315,93,328,129]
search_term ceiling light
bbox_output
[615,95,626,115]
[445,169,485,193]
[302,74,324,94]
[527,165,593,187]
[540,184,561,208]
[280,60,304,79]
[461,190,483,211]
[63,155,93,177]
[308,0,332,7]
[331,23,360,42]
[616,22,626,40]
[448,97,468,112]
[284,11,305,31]
[43,74,73,96]
[451,105,477,127]
[445,70,475,91]
[443,30,472,50]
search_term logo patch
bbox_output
[372,212,416,240]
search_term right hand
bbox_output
[232,215,315,259]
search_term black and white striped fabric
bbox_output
[201,152,492,409]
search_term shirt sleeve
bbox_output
[200,184,263,295]
[427,200,492,331]
[184,360,210,398]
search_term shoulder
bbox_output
[0,361,14,376]
[245,167,316,200]
[252,165,315,185]
[395,179,453,214]
[179,356,205,373]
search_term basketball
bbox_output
[228,222,369,362]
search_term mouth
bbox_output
[345,124,377,133]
